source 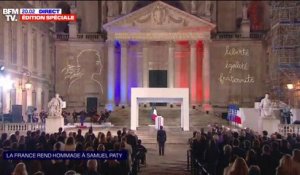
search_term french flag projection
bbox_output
[227,104,242,124]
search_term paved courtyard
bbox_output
[139,143,190,175]
[63,107,228,174]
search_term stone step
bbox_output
[136,135,190,144]
[138,144,189,175]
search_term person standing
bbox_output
[72,110,78,123]
[39,109,47,124]
[157,126,167,156]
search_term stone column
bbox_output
[29,27,35,73]
[16,85,22,105]
[27,89,32,108]
[2,90,10,113]
[205,1,212,17]
[37,32,43,76]
[168,41,175,88]
[36,87,42,112]
[191,1,197,15]
[43,35,49,76]
[241,2,250,37]
[101,1,107,25]
[242,2,248,20]
[48,39,53,81]
[106,1,119,22]
[3,22,9,65]
[69,22,78,38]
[120,40,128,106]
[16,23,22,72]
[106,40,115,109]
[189,41,197,105]
[21,89,26,118]
[202,40,211,111]
[121,1,127,15]
[142,42,149,88]
[44,88,49,110]
[69,3,78,38]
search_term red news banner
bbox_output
[20,14,76,22]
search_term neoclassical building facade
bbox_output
[103,2,215,108]
[0,1,54,118]
[55,1,269,111]
[2,0,289,115]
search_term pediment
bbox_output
[103,1,215,33]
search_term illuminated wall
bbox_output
[114,41,121,105]
[210,41,266,107]
[127,41,140,103]
[196,41,203,104]
[175,41,204,104]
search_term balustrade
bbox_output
[213,32,265,40]
[56,33,102,41]
[0,123,45,134]
[278,124,300,136]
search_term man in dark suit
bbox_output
[157,126,167,156]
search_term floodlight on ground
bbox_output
[287,84,294,90]
[0,65,4,72]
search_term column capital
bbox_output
[119,40,129,47]
[121,1,127,15]
[191,1,197,15]
[106,40,115,46]
[167,41,176,48]
[189,40,197,47]
[202,39,212,45]
[142,41,150,48]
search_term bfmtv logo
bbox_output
[2,8,19,21]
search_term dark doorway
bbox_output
[149,70,167,88]
[149,70,167,106]
[86,97,98,113]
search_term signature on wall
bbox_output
[61,49,104,94]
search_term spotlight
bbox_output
[0,65,4,72]
[287,84,294,90]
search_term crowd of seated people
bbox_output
[72,109,111,124]
[22,107,111,125]
[0,127,146,175]
[189,124,300,175]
